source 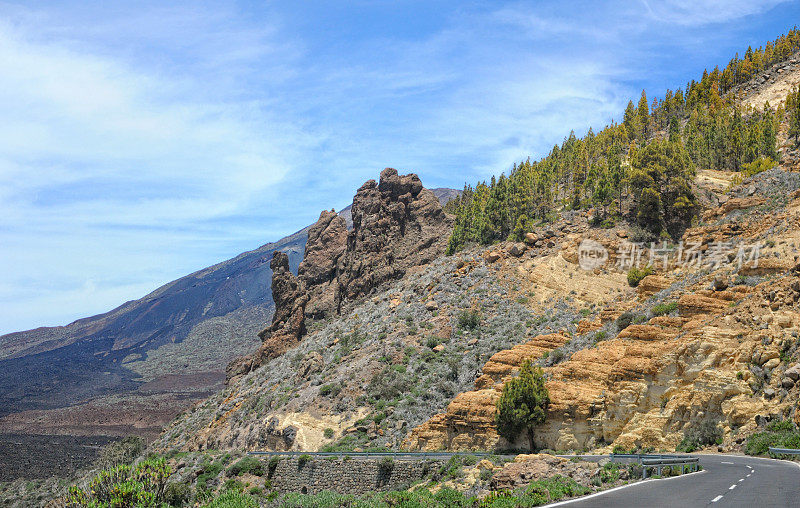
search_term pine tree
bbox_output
[637,90,650,140]
[623,100,637,141]
[495,360,550,451]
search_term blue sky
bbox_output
[0,0,798,334]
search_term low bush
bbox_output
[319,383,342,397]
[616,311,646,331]
[741,156,776,177]
[378,456,394,473]
[201,489,258,508]
[676,418,723,452]
[164,481,190,506]
[599,463,620,483]
[626,266,653,287]
[226,456,264,477]
[66,458,171,507]
[298,454,312,467]
[457,309,481,330]
[651,301,677,317]
[746,419,800,456]
[98,436,145,468]
[277,475,589,507]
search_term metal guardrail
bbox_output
[769,447,800,455]
[610,453,699,478]
[246,451,700,479]
[247,451,512,460]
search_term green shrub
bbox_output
[627,266,653,287]
[378,456,395,473]
[461,454,479,467]
[323,428,335,439]
[319,383,341,397]
[223,478,244,492]
[226,456,264,477]
[611,444,627,454]
[651,301,677,317]
[202,489,258,508]
[600,463,620,483]
[458,309,481,330]
[66,458,171,507]
[768,419,797,432]
[164,481,190,506]
[616,311,647,331]
[196,458,224,491]
[742,156,776,177]
[298,454,312,467]
[98,436,145,468]
[676,418,723,452]
[746,419,800,456]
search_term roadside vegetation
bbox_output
[495,360,550,451]
[746,419,800,456]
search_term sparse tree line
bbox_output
[447,30,800,253]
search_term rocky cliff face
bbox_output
[405,167,800,453]
[227,169,453,382]
[338,168,451,304]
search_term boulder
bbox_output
[508,243,526,257]
[485,251,502,263]
[713,277,729,291]
[784,364,800,381]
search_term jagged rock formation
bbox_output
[301,210,348,319]
[227,168,453,382]
[338,168,452,304]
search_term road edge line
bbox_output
[541,470,706,507]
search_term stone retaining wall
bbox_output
[265,457,446,495]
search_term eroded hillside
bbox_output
[152,40,800,465]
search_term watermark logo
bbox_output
[578,239,609,271]
[576,237,763,271]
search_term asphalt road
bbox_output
[549,455,800,508]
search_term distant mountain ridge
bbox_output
[0,188,459,435]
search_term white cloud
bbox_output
[0,8,315,334]
[640,0,789,26]
[0,0,792,334]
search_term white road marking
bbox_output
[739,478,744,482]
[721,461,734,464]
[729,484,737,490]
[712,495,724,502]
[747,474,751,477]
[540,470,706,507]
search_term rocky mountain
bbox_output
[228,169,454,382]
[153,49,800,466]
[0,188,458,439]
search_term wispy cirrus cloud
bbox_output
[0,0,798,334]
[640,0,790,26]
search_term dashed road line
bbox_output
[729,484,737,490]
[712,495,724,502]
[721,461,734,464]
